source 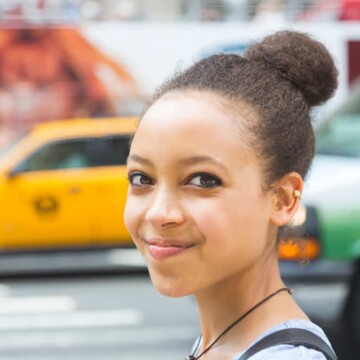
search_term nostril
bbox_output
[146,206,185,230]
[161,221,177,228]
[145,190,185,229]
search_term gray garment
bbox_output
[190,319,333,359]
[233,319,333,360]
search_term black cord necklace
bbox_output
[185,287,293,360]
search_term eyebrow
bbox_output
[128,154,227,170]
[127,154,154,167]
[178,156,227,170]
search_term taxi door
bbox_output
[0,138,100,250]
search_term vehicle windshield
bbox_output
[316,82,360,157]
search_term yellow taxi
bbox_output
[0,117,138,251]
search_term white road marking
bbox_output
[0,309,143,331]
[0,296,76,314]
[0,325,196,350]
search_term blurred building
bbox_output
[0,0,358,150]
[1,0,359,23]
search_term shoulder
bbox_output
[233,319,333,360]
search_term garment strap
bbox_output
[237,328,338,360]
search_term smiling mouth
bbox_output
[143,239,195,260]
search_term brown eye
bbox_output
[187,173,222,188]
[128,172,154,186]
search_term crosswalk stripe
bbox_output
[0,296,76,314]
[0,325,196,350]
[0,309,143,330]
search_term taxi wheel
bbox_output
[343,260,360,354]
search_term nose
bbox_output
[145,188,185,230]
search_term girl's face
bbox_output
[124,92,276,297]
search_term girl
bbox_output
[124,31,338,359]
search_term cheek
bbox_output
[190,193,270,252]
[190,194,256,234]
[124,195,144,240]
[190,201,229,241]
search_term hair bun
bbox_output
[244,31,338,107]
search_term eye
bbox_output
[186,173,222,188]
[128,172,154,187]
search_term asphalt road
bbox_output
[0,273,198,360]
[0,270,355,360]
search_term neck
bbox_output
[193,254,302,354]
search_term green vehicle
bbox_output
[286,82,360,352]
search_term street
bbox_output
[0,264,353,360]
[0,273,198,360]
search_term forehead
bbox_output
[138,93,240,139]
[131,92,255,163]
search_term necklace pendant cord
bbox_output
[187,287,293,360]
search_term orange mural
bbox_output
[0,28,142,149]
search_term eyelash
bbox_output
[127,171,222,189]
[185,172,222,189]
[127,172,154,187]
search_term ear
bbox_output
[270,172,303,227]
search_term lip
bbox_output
[143,238,195,260]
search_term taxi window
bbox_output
[21,139,92,172]
[100,136,130,165]
[65,136,130,167]
[15,136,131,173]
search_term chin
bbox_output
[148,269,193,298]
